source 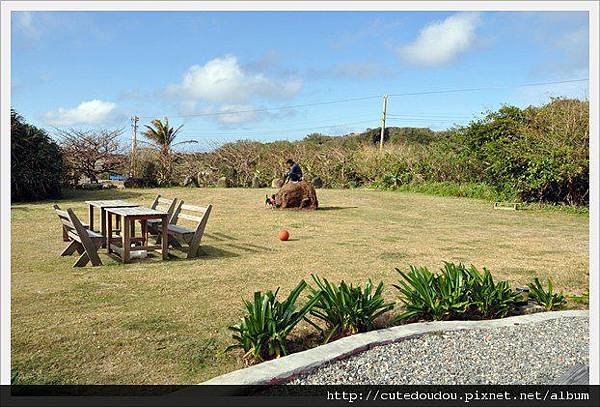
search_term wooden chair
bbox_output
[53,205,103,267]
[147,195,179,234]
[166,202,212,259]
[57,208,90,242]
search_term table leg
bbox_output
[161,215,168,260]
[100,208,107,248]
[122,216,130,263]
[106,212,113,253]
[130,218,136,239]
[141,220,148,247]
[89,205,94,232]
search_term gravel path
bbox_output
[289,317,588,385]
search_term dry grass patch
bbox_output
[11,187,588,383]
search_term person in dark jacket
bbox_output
[284,159,303,183]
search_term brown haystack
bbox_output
[274,180,319,210]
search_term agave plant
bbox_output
[227,280,320,363]
[395,262,524,322]
[394,264,471,321]
[528,277,567,311]
[465,265,519,318]
[308,275,394,343]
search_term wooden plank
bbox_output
[149,195,160,210]
[86,199,139,208]
[67,208,102,267]
[107,207,167,217]
[493,202,520,211]
[178,213,203,223]
[158,197,175,205]
[181,203,208,212]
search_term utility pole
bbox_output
[379,94,387,151]
[130,115,139,177]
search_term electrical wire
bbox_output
[135,78,587,120]
[387,78,588,97]
[137,95,381,119]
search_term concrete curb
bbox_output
[201,310,588,385]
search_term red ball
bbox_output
[278,229,290,241]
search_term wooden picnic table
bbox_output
[85,200,140,246]
[105,206,169,263]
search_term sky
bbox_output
[11,10,589,150]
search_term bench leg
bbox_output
[187,239,201,259]
[169,236,184,250]
[161,217,168,260]
[61,241,82,256]
[73,253,90,267]
[186,205,211,259]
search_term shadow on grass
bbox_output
[224,243,271,253]
[317,206,358,211]
[209,232,239,241]
[194,245,240,259]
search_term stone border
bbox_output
[201,310,588,385]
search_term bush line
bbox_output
[227,262,567,364]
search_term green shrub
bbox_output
[308,275,394,343]
[394,264,470,321]
[172,98,588,206]
[394,262,520,321]
[11,110,63,201]
[528,277,567,311]
[465,265,519,318]
[227,281,320,363]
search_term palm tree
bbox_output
[142,117,197,185]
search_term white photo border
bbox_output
[1,0,598,386]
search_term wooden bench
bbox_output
[147,195,178,234]
[53,205,103,267]
[166,202,212,258]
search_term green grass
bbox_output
[377,181,589,215]
[11,187,588,384]
[392,181,512,201]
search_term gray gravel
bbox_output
[289,317,588,385]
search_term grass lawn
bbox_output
[11,187,589,384]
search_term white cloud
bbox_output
[216,105,260,124]
[45,100,116,126]
[165,55,301,103]
[14,11,41,40]
[398,13,480,66]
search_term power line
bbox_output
[179,119,378,138]
[387,78,588,97]
[135,78,587,120]
[387,113,474,119]
[386,118,460,123]
[138,95,381,119]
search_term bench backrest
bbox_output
[150,195,178,222]
[171,202,212,226]
[53,205,88,241]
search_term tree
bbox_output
[57,128,125,184]
[11,109,63,201]
[142,117,197,185]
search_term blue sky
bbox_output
[11,10,589,149]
